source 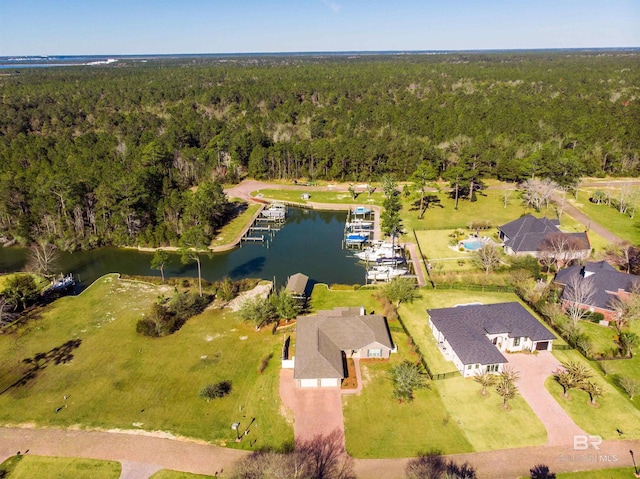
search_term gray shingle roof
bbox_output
[555,261,640,311]
[286,273,309,296]
[500,215,590,254]
[294,307,393,380]
[428,302,556,366]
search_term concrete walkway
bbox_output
[506,352,586,446]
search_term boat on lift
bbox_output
[367,265,408,281]
[355,241,403,262]
[346,233,369,245]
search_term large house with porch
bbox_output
[292,306,394,388]
[427,302,556,378]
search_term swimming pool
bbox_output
[462,240,484,251]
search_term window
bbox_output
[475,364,479,369]
[367,348,382,358]
[513,337,521,347]
[467,365,472,370]
[487,364,499,372]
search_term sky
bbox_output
[0,0,638,56]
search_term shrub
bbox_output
[258,353,273,374]
[587,312,605,323]
[200,380,232,402]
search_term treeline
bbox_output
[0,51,638,249]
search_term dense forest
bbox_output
[0,51,638,250]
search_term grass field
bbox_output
[342,315,472,458]
[597,320,640,410]
[0,455,121,479]
[569,189,640,244]
[548,349,640,439]
[151,470,216,479]
[401,188,529,233]
[437,375,547,451]
[556,467,639,478]
[0,275,292,450]
[253,188,385,207]
[210,199,261,248]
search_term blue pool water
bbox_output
[463,240,484,251]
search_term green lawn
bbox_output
[580,321,618,357]
[343,316,472,458]
[150,471,216,479]
[310,284,381,312]
[436,376,547,451]
[597,320,640,410]
[548,349,640,439]
[569,189,640,244]
[253,188,385,207]
[210,199,261,248]
[556,467,639,479]
[401,187,529,233]
[0,455,121,479]
[0,275,292,450]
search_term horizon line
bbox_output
[2,46,640,58]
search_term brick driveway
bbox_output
[279,369,344,443]
[506,351,586,446]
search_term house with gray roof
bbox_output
[427,302,556,378]
[554,261,640,322]
[293,307,394,388]
[498,214,590,260]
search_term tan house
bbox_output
[428,302,556,378]
[292,307,394,388]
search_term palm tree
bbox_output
[554,369,577,398]
[474,370,497,396]
[496,375,518,409]
[581,381,603,405]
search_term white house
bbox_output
[428,302,556,378]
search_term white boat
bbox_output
[367,265,408,281]
[346,219,374,229]
[355,242,403,262]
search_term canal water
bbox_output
[0,208,367,288]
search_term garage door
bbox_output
[320,378,339,387]
[300,379,319,388]
[535,341,549,351]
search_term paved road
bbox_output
[0,427,248,478]
[3,426,640,479]
[560,195,627,245]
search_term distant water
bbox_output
[2,48,637,69]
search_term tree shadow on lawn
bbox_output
[0,338,82,395]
